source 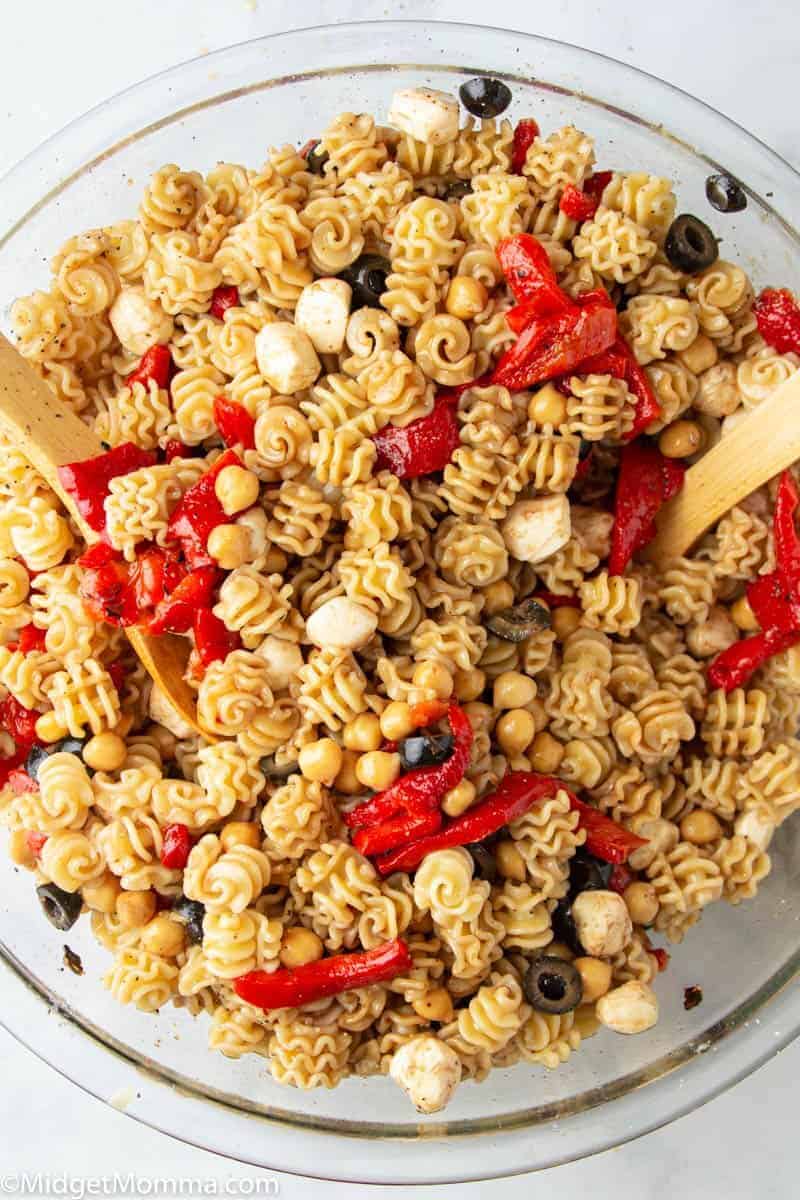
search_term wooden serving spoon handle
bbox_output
[0,333,209,739]
[646,370,800,569]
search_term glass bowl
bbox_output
[2,20,800,1186]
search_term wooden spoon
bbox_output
[645,370,800,569]
[0,333,209,739]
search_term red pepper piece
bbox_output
[128,344,173,390]
[58,443,157,534]
[345,703,473,836]
[753,288,800,355]
[192,608,243,668]
[559,183,601,222]
[79,553,138,627]
[26,830,48,855]
[773,470,800,585]
[0,695,42,750]
[511,118,540,174]
[353,807,442,857]
[708,626,800,692]
[16,624,47,654]
[372,395,461,480]
[608,863,637,894]
[147,566,219,636]
[213,396,256,450]
[492,290,617,392]
[652,947,670,972]
[608,441,686,576]
[573,335,662,440]
[299,138,321,160]
[496,234,572,317]
[570,796,647,864]
[534,591,581,609]
[7,769,36,795]
[209,285,240,321]
[583,170,613,202]
[0,747,28,789]
[107,660,127,693]
[167,448,242,567]
[235,937,413,1011]
[163,439,194,464]
[161,823,192,869]
[408,700,449,728]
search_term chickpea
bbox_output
[141,914,186,958]
[495,708,536,756]
[207,523,250,570]
[528,383,568,428]
[574,956,613,1003]
[262,547,289,574]
[445,276,489,321]
[730,594,760,632]
[412,986,454,1023]
[493,671,537,710]
[623,881,659,926]
[380,701,416,742]
[530,731,565,774]
[528,698,548,733]
[35,712,67,744]
[214,464,261,516]
[658,419,705,459]
[334,749,364,795]
[298,738,343,786]
[677,333,717,375]
[81,871,122,913]
[116,890,157,929]
[412,661,454,700]
[453,667,486,703]
[356,750,401,791]
[280,926,324,968]
[483,580,515,615]
[8,830,37,869]
[680,809,722,845]
[495,839,526,881]
[551,606,582,641]
[441,778,477,818]
[82,731,127,773]
[220,821,262,852]
[343,713,382,753]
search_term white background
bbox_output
[1,1,798,1195]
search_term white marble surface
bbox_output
[1,1,799,1195]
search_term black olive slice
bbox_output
[705,173,747,214]
[568,849,612,898]
[24,745,51,782]
[524,955,583,1014]
[665,214,718,274]
[305,141,329,176]
[445,179,473,202]
[36,883,82,932]
[466,842,498,883]
[399,733,454,772]
[172,895,206,944]
[459,78,513,119]
[339,253,391,310]
[485,598,551,643]
[550,897,583,955]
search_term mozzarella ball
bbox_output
[596,980,659,1035]
[388,87,460,146]
[109,286,174,356]
[257,635,304,692]
[389,1035,462,1114]
[255,322,321,393]
[571,889,633,958]
[294,278,352,354]
[305,596,378,650]
[501,496,571,564]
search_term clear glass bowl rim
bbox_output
[2,19,800,1185]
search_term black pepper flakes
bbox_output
[63,945,84,976]
[683,984,703,1010]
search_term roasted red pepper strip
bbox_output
[608,441,686,576]
[774,470,800,585]
[559,183,600,222]
[534,591,581,609]
[492,290,617,391]
[753,287,800,355]
[213,396,256,450]
[353,808,442,857]
[372,395,461,480]
[209,285,240,321]
[147,566,219,635]
[167,449,241,567]
[708,626,800,692]
[58,443,157,534]
[193,608,243,668]
[344,702,472,832]
[26,830,48,855]
[583,170,613,202]
[570,796,647,864]
[496,234,572,318]
[234,938,413,1011]
[160,823,192,869]
[0,695,42,750]
[163,439,194,464]
[15,624,47,654]
[127,344,173,390]
[608,863,636,894]
[511,118,540,174]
